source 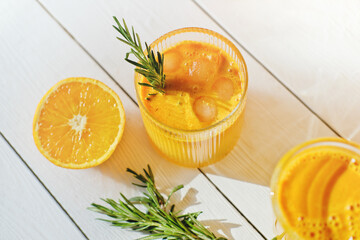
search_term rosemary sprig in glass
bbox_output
[113,17,166,94]
[89,165,226,240]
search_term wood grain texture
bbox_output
[195,0,360,142]
[0,0,264,239]
[36,0,339,237]
[0,136,86,240]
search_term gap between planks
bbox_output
[0,132,90,240]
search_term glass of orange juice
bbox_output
[134,28,248,167]
[270,138,360,239]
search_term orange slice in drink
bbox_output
[33,77,125,169]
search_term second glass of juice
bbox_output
[135,28,248,167]
[271,138,360,239]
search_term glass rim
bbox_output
[134,27,248,134]
[270,137,360,237]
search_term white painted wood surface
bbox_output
[195,0,360,142]
[37,0,338,237]
[1,0,263,239]
[1,0,358,239]
[0,135,86,240]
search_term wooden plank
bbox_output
[0,0,264,239]
[36,0,338,237]
[0,135,86,240]
[194,0,360,142]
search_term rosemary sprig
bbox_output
[113,17,166,94]
[89,165,226,240]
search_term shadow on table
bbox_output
[202,88,335,186]
[172,187,239,240]
[96,106,199,188]
[203,220,240,240]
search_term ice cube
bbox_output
[186,54,220,86]
[213,77,234,101]
[193,97,217,122]
[164,51,181,73]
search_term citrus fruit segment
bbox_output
[33,77,125,169]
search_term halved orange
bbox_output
[33,77,125,169]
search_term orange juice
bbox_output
[140,41,242,130]
[271,138,360,239]
[135,28,247,167]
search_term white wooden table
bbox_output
[1,1,360,239]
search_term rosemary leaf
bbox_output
[113,17,166,93]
